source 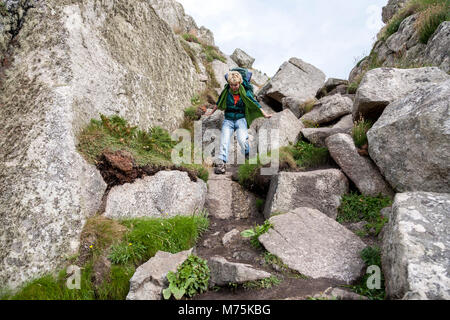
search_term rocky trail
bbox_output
[190,165,372,300]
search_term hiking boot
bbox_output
[245,153,250,161]
[214,162,226,175]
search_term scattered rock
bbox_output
[301,114,353,147]
[326,133,394,197]
[208,256,272,287]
[230,48,255,69]
[127,249,193,300]
[301,94,353,125]
[105,171,207,219]
[367,80,450,193]
[259,207,367,283]
[316,78,349,99]
[382,192,450,300]
[424,22,450,73]
[222,229,241,246]
[263,169,349,220]
[353,67,449,121]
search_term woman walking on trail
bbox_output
[205,70,272,174]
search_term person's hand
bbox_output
[264,113,273,119]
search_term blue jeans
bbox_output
[218,118,249,163]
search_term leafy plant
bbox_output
[241,220,273,249]
[163,255,210,300]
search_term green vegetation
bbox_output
[352,118,374,148]
[241,220,274,249]
[337,193,392,237]
[290,141,330,169]
[163,255,210,300]
[203,44,226,63]
[3,213,209,300]
[242,276,282,290]
[77,114,208,182]
[344,246,386,300]
[301,119,320,128]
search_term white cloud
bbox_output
[178,0,386,79]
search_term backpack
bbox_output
[225,67,254,94]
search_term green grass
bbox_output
[343,246,386,300]
[243,276,282,290]
[415,1,450,43]
[237,141,330,192]
[202,44,226,63]
[337,193,392,236]
[3,213,209,300]
[352,119,373,148]
[77,114,208,182]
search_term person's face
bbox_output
[230,82,240,91]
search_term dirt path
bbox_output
[191,164,350,300]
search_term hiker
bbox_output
[205,69,272,174]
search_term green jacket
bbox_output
[216,84,264,129]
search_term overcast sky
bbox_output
[177,0,387,79]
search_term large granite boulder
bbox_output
[302,114,353,147]
[259,207,367,283]
[127,249,193,300]
[300,94,353,125]
[263,170,349,219]
[230,48,255,69]
[353,67,449,121]
[382,193,450,300]
[258,57,325,113]
[367,80,450,193]
[105,171,207,219]
[326,133,394,197]
[208,256,272,287]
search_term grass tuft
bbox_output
[352,118,374,148]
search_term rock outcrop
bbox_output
[0,0,202,288]
[382,193,450,300]
[127,249,193,300]
[382,0,408,24]
[263,170,349,219]
[367,80,450,193]
[259,207,367,283]
[353,67,449,120]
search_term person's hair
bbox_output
[228,71,243,86]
